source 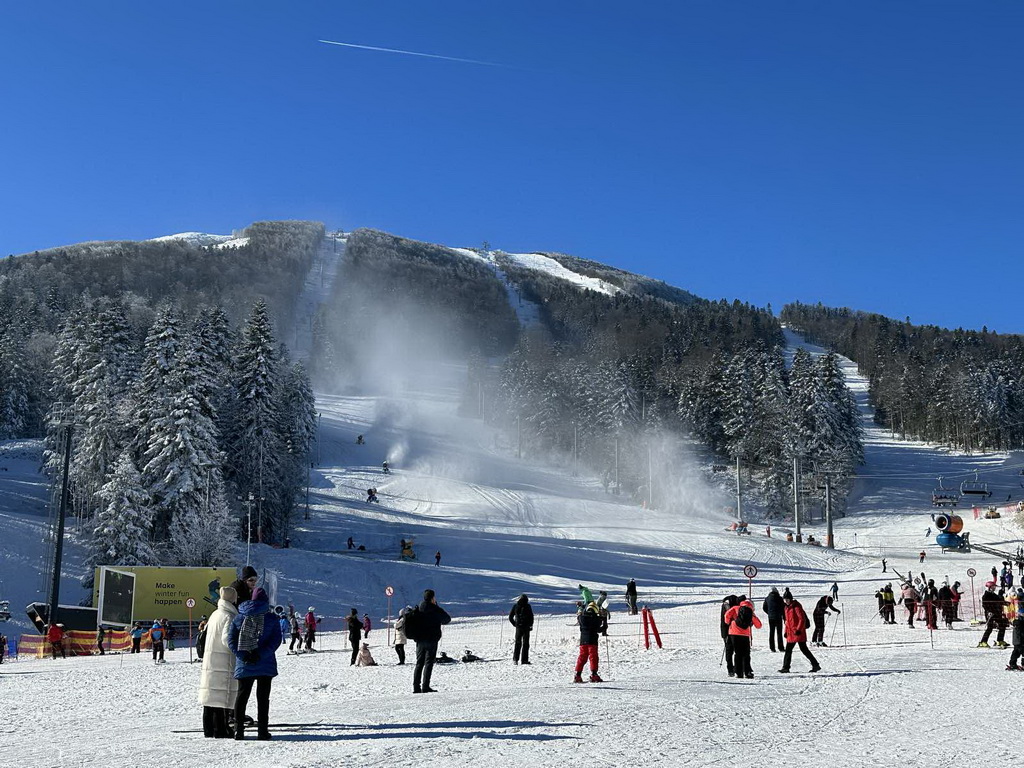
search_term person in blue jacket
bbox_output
[228,588,281,740]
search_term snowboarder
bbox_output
[778,589,820,674]
[723,596,762,678]
[762,587,785,653]
[811,596,840,646]
[409,588,452,693]
[509,594,534,665]
[435,551,442,567]
[720,594,740,676]
[625,579,639,615]
[198,585,239,738]
[394,606,410,665]
[574,602,607,683]
[227,587,281,741]
[347,609,362,665]
[363,613,372,638]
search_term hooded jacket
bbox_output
[197,598,239,708]
[228,593,282,679]
[783,599,810,643]
[509,595,535,632]
[414,600,452,643]
[720,596,739,640]
[762,589,784,620]
[723,600,762,638]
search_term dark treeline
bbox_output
[0,221,322,580]
[782,302,1024,451]
[311,229,519,388]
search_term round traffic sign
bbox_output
[743,565,758,579]
[185,598,196,608]
[967,568,976,578]
[385,586,394,597]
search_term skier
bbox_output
[900,582,919,628]
[720,595,740,676]
[830,582,839,601]
[778,589,820,674]
[937,583,954,629]
[978,587,1009,648]
[762,587,785,653]
[723,595,762,678]
[198,585,239,739]
[304,606,318,652]
[394,606,410,665]
[919,551,926,564]
[149,621,165,663]
[881,584,897,624]
[96,625,106,655]
[347,608,362,665]
[922,580,939,630]
[363,613,372,638]
[410,588,452,694]
[951,581,964,621]
[227,587,281,741]
[882,558,887,573]
[275,607,289,647]
[288,610,303,653]
[625,579,638,615]
[925,527,931,537]
[573,602,607,683]
[509,594,534,665]
[811,596,840,646]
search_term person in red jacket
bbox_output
[722,595,762,679]
[47,623,66,659]
[778,590,821,673]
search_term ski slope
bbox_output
[1,284,1022,765]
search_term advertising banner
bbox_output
[93,566,233,622]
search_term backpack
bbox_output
[734,605,754,630]
[403,607,422,642]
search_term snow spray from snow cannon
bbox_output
[934,514,966,549]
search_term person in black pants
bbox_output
[411,589,451,693]
[811,595,840,646]
[228,588,282,741]
[778,590,820,673]
[719,595,739,676]
[346,608,362,665]
[722,597,762,679]
[509,594,534,665]
[762,587,784,653]
[625,579,639,615]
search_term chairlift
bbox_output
[931,477,959,507]
[959,472,991,499]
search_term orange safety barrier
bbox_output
[16,629,143,658]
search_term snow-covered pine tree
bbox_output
[0,329,31,439]
[83,451,157,588]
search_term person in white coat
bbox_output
[394,605,411,665]
[198,586,239,738]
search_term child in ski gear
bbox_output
[811,596,840,646]
[762,587,785,653]
[509,594,534,664]
[411,589,452,693]
[723,597,762,678]
[198,586,239,739]
[227,588,281,741]
[304,606,318,651]
[356,642,377,666]
[778,590,820,673]
[574,602,608,683]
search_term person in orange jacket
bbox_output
[723,596,761,678]
[778,589,821,673]
[47,623,66,659]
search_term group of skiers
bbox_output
[725,588,822,677]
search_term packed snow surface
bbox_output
[2,318,1022,765]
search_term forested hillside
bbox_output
[0,221,322,583]
[782,302,1024,451]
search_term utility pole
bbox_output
[48,424,74,626]
[793,457,802,541]
[736,455,742,521]
[825,476,834,549]
[245,494,254,567]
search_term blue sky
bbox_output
[3,2,1023,333]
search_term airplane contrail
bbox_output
[319,39,504,67]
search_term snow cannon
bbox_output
[934,514,963,534]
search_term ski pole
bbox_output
[719,643,727,667]
[829,614,839,647]
[842,607,848,647]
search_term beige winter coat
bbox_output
[394,613,407,646]
[197,599,239,709]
